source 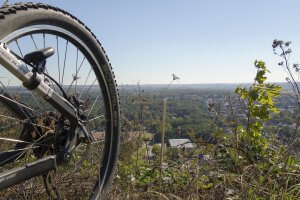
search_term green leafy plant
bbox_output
[235,60,281,161]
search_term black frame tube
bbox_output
[0,155,56,190]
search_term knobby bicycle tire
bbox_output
[0,2,120,199]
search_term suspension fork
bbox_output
[0,42,77,120]
[0,42,84,156]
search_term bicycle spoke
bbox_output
[0,81,35,112]
[87,95,99,117]
[0,93,39,114]
[77,57,86,76]
[0,146,43,167]
[73,144,90,172]
[0,132,56,167]
[30,34,38,49]
[61,40,68,86]
[0,114,51,130]
[15,39,24,57]
[71,55,86,95]
[88,115,104,122]
[79,67,92,99]
[67,47,79,94]
[56,36,61,86]
[0,137,50,146]
[83,78,97,98]
[0,128,56,164]
[29,90,41,109]
[75,48,79,93]
[0,80,44,137]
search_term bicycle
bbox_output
[0,2,120,199]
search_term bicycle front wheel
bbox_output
[0,3,120,199]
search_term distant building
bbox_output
[92,131,105,141]
[168,139,195,149]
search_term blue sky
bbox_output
[7,0,300,84]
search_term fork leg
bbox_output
[0,43,77,121]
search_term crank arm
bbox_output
[0,42,77,121]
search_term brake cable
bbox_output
[11,50,70,100]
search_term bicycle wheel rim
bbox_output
[0,17,119,199]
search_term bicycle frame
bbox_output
[0,42,82,191]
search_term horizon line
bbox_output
[119,82,289,85]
